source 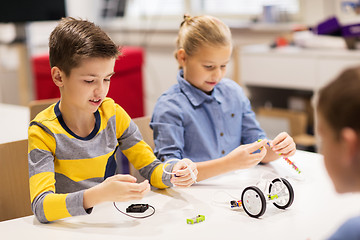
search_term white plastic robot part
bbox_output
[162,158,197,183]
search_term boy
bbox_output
[28,18,197,223]
[316,67,360,239]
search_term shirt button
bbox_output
[221,150,225,154]
[220,132,224,137]
[161,157,165,162]
[231,113,235,117]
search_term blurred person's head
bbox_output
[316,67,360,193]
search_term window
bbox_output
[125,0,299,18]
[203,0,298,15]
[126,0,184,17]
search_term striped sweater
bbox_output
[28,98,173,223]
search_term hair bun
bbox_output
[180,14,192,27]
[184,14,191,21]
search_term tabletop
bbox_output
[1,150,359,240]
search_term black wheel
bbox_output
[268,178,294,209]
[241,186,266,218]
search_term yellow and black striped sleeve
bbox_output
[28,105,90,223]
[113,103,174,189]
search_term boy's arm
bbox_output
[115,105,175,189]
[120,121,175,188]
[28,124,88,223]
[83,175,150,209]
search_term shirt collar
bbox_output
[177,69,223,107]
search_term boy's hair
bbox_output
[317,67,360,138]
[49,17,120,76]
[175,14,232,65]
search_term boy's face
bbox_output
[180,44,232,94]
[316,112,352,193]
[59,57,116,114]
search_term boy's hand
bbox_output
[270,132,296,158]
[101,174,150,202]
[85,174,150,208]
[226,139,268,169]
[171,158,198,187]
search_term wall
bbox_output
[0,44,22,105]
[1,0,359,111]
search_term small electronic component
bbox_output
[126,204,149,213]
[187,215,205,224]
[230,200,242,208]
[113,202,155,218]
[257,139,302,174]
[284,157,301,174]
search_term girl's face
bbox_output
[316,111,353,193]
[179,44,232,94]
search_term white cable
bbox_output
[162,158,197,183]
[211,169,288,206]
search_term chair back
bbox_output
[133,116,154,149]
[0,139,33,221]
[130,116,154,181]
[29,98,59,121]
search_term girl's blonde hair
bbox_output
[175,14,232,66]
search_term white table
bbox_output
[0,103,29,144]
[1,150,359,240]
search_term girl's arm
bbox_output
[196,140,268,181]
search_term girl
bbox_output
[316,67,360,239]
[150,15,296,181]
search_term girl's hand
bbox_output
[226,139,268,169]
[270,132,296,158]
[171,158,198,187]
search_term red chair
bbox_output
[32,46,144,118]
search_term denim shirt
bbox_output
[150,69,266,162]
[328,216,360,240]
